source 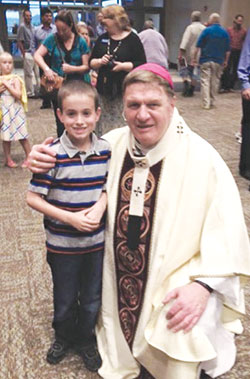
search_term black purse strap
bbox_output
[53,33,68,79]
[54,34,65,64]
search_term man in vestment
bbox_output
[28,63,250,379]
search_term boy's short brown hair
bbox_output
[57,80,100,111]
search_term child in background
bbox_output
[0,52,31,168]
[77,22,98,86]
[27,80,110,373]
[77,22,92,84]
[77,21,91,48]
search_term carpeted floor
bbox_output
[0,79,250,378]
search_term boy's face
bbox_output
[57,93,101,149]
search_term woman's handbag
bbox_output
[40,73,64,93]
[40,34,66,96]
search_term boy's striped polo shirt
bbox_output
[29,131,111,255]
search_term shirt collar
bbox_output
[60,131,101,158]
[41,24,53,30]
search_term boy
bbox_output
[26,80,110,372]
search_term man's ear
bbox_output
[56,108,63,123]
[170,95,176,108]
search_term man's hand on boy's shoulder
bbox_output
[28,137,57,174]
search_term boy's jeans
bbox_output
[47,251,103,347]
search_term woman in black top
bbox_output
[89,5,146,135]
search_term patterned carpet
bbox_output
[0,82,250,378]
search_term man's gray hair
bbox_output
[208,13,221,24]
[143,20,154,30]
[191,11,202,22]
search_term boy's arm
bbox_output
[84,192,107,224]
[27,190,100,232]
[84,145,110,223]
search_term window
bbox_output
[29,3,41,26]
[6,9,19,35]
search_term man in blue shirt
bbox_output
[237,28,250,181]
[193,13,230,109]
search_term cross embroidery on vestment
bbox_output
[134,186,142,196]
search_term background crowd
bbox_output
[1,5,249,179]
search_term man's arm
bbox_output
[192,27,206,66]
[27,191,100,232]
[238,28,250,98]
[17,26,25,57]
[242,88,250,100]
[192,47,200,66]
[162,274,242,334]
[17,40,25,58]
[28,137,57,173]
[178,48,186,65]
[223,50,230,68]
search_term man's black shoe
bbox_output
[76,342,102,372]
[200,369,212,379]
[28,94,39,99]
[46,340,70,364]
[40,104,51,109]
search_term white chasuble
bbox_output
[96,108,250,379]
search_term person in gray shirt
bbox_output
[139,20,169,69]
[17,9,40,98]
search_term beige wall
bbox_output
[221,0,250,27]
[165,0,223,63]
